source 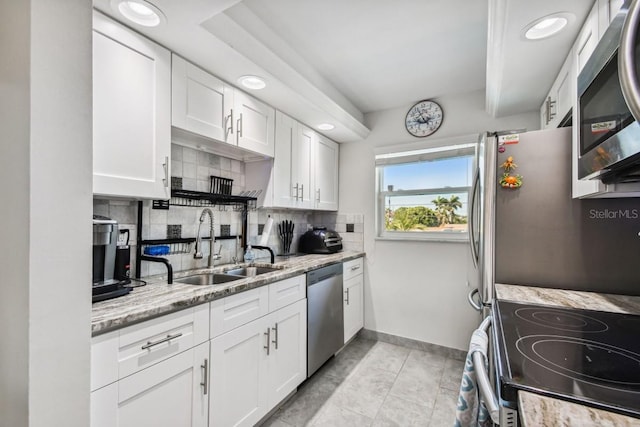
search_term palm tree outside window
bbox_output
[375,141,475,241]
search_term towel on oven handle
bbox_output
[454,329,491,427]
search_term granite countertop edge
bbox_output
[496,283,640,427]
[92,251,364,336]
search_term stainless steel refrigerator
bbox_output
[468,126,640,313]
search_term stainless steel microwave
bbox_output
[577,0,640,183]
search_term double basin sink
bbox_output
[176,266,282,286]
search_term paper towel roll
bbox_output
[259,216,274,246]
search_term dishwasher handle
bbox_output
[307,263,343,286]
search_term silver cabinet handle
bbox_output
[468,288,482,312]
[472,316,499,424]
[293,183,299,201]
[271,323,279,350]
[200,358,208,395]
[344,289,350,305]
[316,188,321,203]
[141,332,183,350]
[545,96,556,125]
[264,327,271,355]
[620,0,640,122]
[225,109,233,136]
[300,184,304,201]
[350,265,360,271]
[162,156,169,188]
[237,113,243,139]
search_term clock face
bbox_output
[405,100,443,137]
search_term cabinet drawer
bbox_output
[210,286,269,338]
[343,258,364,281]
[268,275,306,312]
[91,330,119,391]
[118,304,208,379]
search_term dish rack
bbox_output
[135,188,258,280]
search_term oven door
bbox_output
[471,315,519,426]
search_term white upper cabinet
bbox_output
[92,11,171,199]
[172,55,233,144]
[271,112,315,209]
[295,125,316,209]
[171,56,275,159]
[314,135,339,210]
[272,112,298,208]
[540,52,575,129]
[576,2,600,73]
[246,113,337,211]
[234,90,276,158]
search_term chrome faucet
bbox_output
[194,208,221,268]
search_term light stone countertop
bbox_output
[92,251,364,336]
[496,283,640,426]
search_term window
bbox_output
[376,142,475,241]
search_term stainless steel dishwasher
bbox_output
[307,262,344,377]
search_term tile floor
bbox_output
[261,337,464,426]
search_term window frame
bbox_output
[375,136,477,243]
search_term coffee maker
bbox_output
[93,215,131,302]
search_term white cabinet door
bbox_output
[295,125,315,209]
[576,3,599,73]
[98,342,209,427]
[234,91,275,158]
[92,11,171,199]
[343,274,364,344]
[91,383,118,427]
[272,111,297,208]
[267,299,307,408]
[209,316,269,427]
[314,135,339,211]
[172,55,233,145]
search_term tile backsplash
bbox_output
[94,144,364,278]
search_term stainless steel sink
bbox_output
[176,273,244,286]
[224,266,282,277]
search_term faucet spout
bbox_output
[194,208,219,268]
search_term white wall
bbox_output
[0,1,93,426]
[340,89,539,350]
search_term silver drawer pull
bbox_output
[350,265,360,271]
[200,358,208,395]
[272,323,279,350]
[344,289,350,305]
[264,328,271,355]
[141,332,183,350]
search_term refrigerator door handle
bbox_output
[468,168,480,270]
[468,288,482,311]
[471,316,500,424]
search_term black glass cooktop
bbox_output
[493,300,640,418]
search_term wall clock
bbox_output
[405,100,443,137]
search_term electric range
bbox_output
[493,300,640,419]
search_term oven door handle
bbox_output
[472,316,500,424]
[620,0,640,122]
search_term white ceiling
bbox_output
[93,0,595,142]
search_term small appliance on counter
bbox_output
[92,215,131,303]
[298,227,343,254]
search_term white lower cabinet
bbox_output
[91,342,209,427]
[343,258,364,344]
[209,298,307,427]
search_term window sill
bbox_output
[375,235,469,244]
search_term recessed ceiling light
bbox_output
[317,123,335,131]
[111,0,166,27]
[523,13,574,40]
[238,75,266,90]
